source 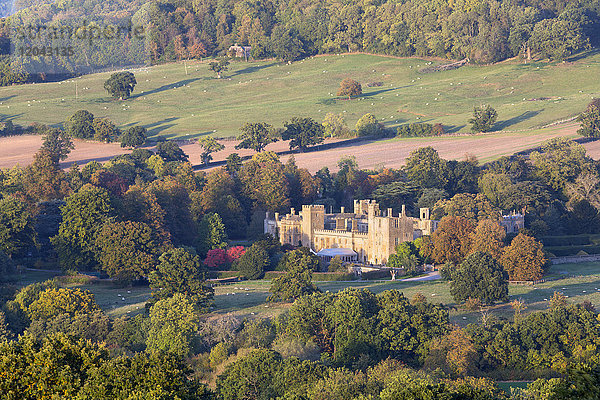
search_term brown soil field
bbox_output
[0,123,595,173]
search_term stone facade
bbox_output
[499,211,525,234]
[264,199,439,265]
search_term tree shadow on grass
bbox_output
[494,110,541,130]
[130,78,202,99]
[229,62,277,77]
[361,85,413,98]
[442,124,466,133]
[143,117,179,136]
[0,113,24,122]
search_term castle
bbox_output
[264,199,526,266]
[264,200,438,265]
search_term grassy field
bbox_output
[1,51,600,139]
[13,260,600,325]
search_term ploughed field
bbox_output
[0,121,595,173]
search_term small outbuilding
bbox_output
[316,248,358,263]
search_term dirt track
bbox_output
[0,123,595,173]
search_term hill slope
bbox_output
[1,52,599,139]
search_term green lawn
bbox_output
[11,260,600,323]
[2,51,599,138]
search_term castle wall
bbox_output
[265,200,441,266]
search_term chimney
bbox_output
[291,208,295,215]
[265,211,271,220]
[401,205,406,216]
[274,212,280,220]
[341,206,345,214]
[387,208,393,217]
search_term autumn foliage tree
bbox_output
[500,233,547,281]
[337,78,362,99]
[424,216,475,264]
[469,219,506,258]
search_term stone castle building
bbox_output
[264,200,439,265]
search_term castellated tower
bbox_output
[301,204,325,249]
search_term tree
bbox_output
[65,110,94,139]
[233,242,269,279]
[282,117,325,151]
[28,288,100,321]
[146,293,202,357]
[92,118,120,143]
[239,152,291,212]
[450,252,509,304]
[424,216,475,264]
[120,126,146,148]
[469,104,497,133]
[337,78,362,99]
[577,99,600,138]
[269,249,320,302]
[198,212,228,255]
[322,113,349,138]
[104,71,137,99]
[216,349,283,400]
[355,113,384,136]
[236,122,278,152]
[530,138,591,192]
[226,153,243,174]
[387,242,423,276]
[0,251,14,281]
[22,149,71,201]
[51,185,115,271]
[198,137,225,164]
[270,26,304,62]
[209,59,230,78]
[469,219,505,258]
[500,233,547,281]
[435,193,500,222]
[0,195,36,258]
[149,248,214,309]
[41,128,74,162]
[156,141,189,162]
[425,327,477,376]
[95,221,162,282]
[203,248,229,270]
[405,147,449,189]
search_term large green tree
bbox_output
[282,117,325,151]
[577,99,600,138]
[405,147,449,189]
[469,104,497,133]
[51,185,115,271]
[269,249,320,302]
[120,126,147,148]
[236,122,278,152]
[197,136,225,164]
[104,71,137,99]
[530,138,592,192]
[149,247,214,309]
[233,242,269,279]
[146,293,202,357]
[450,252,509,305]
[0,195,36,258]
[95,220,163,282]
[65,110,94,139]
[41,128,74,162]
